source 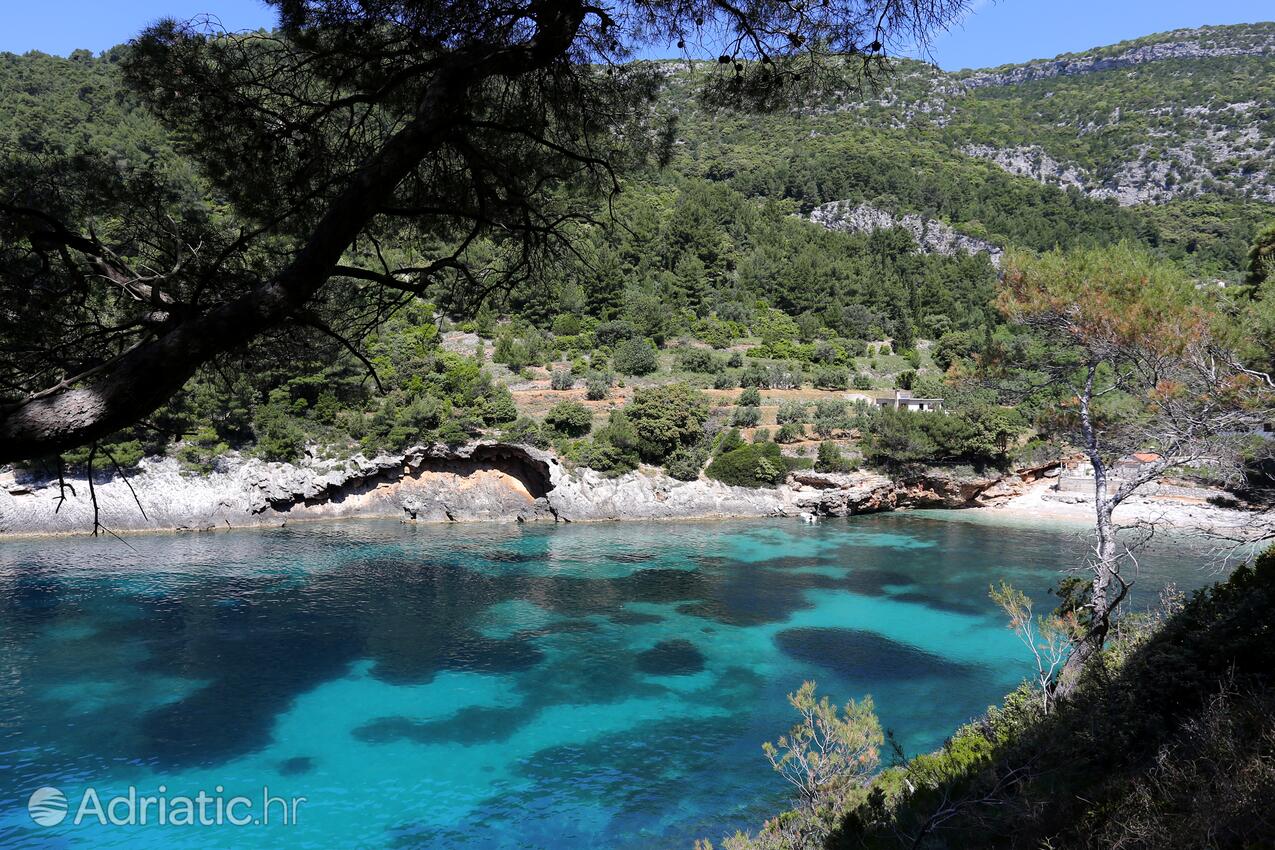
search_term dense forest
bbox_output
[1,25,1273,486]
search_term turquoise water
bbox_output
[0,515,1216,849]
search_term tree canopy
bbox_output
[0,0,971,462]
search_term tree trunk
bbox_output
[1056,364,1121,696]
[0,1,586,463]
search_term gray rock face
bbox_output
[0,443,1030,537]
[958,29,1275,89]
[809,202,1003,266]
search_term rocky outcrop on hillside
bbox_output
[0,443,1041,537]
[808,201,1003,265]
[958,27,1275,89]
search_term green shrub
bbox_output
[852,373,873,391]
[584,409,641,474]
[585,376,609,400]
[776,400,808,424]
[732,406,761,427]
[502,416,550,448]
[176,427,228,474]
[253,389,306,462]
[812,400,851,436]
[480,384,519,425]
[435,418,472,446]
[815,440,857,472]
[664,445,707,481]
[726,351,744,368]
[896,370,917,390]
[551,314,581,336]
[677,348,723,374]
[595,320,640,348]
[625,383,710,462]
[813,366,849,390]
[550,369,574,390]
[544,401,593,436]
[713,372,737,389]
[776,422,804,443]
[738,386,762,406]
[706,441,787,487]
[612,338,658,376]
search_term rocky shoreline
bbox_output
[0,442,1042,538]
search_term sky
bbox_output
[1,0,1271,70]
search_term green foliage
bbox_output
[625,383,710,463]
[776,401,809,425]
[611,338,659,376]
[550,369,574,391]
[664,445,708,480]
[502,416,550,448]
[812,366,849,390]
[775,422,804,443]
[705,441,787,487]
[812,400,851,437]
[863,406,1024,469]
[738,386,762,407]
[544,401,593,436]
[585,376,610,400]
[851,373,873,391]
[253,389,307,462]
[815,440,856,472]
[175,427,228,474]
[731,406,761,427]
[677,347,723,374]
[583,409,641,474]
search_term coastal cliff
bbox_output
[0,443,1030,537]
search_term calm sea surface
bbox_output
[0,514,1218,849]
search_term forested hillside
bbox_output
[2,23,1273,479]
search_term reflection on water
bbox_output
[0,515,1217,849]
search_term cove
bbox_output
[0,514,1215,849]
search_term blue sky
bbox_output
[2,0,1271,70]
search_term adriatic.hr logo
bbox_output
[25,784,306,828]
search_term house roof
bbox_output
[1128,452,1162,463]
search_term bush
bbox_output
[705,441,787,487]
[435,418,471,447]
[677,348,723,374]
[551,314,581,336]
[253,390,306,462]
[612,338,659,376]
[664,445,707,481]
[896,370,917,390]
[176,427,228,474]
[713,372,737,390]
[738,386,762,406]
[479,384,519,425]
[726,351,744,368]
[815,440,857,473]
[595,320,640,348]
[813,366,849,390]
[625,383,710,462]
[585,376,609,400]
[583,409,641,474]
[550,369,574,390]
[714,427,744,455]
[776,401,809,425]
[502,416,550,448]
[852,373,873,391]
[776,422,804,443]
[732,406,761,427]
[544,401,593,436]
[813,400,851,436]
